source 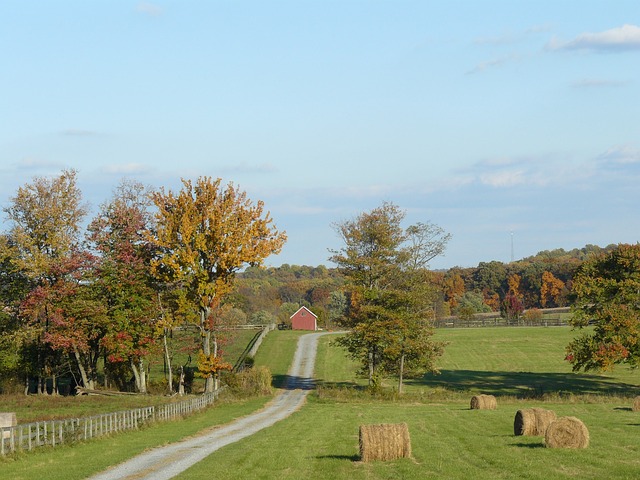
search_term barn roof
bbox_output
[289,306,318,319]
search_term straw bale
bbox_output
[470,394,497,410]
[359,423,412,462]
[632,396,640,412]
[544,416,589,449]
[514,408,557,436]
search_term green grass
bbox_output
[175,327,640,480]
[175,398,640,480]
[253,330,308,388]
[0,396,271,479]
[5,327,640,480]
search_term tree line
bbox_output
[1,169,636,396]
[0,170,285,395]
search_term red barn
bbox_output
[290,306,318,331]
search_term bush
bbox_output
[223,366,273,398]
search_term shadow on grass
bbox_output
[406,369,639,398]
[512,442,545,449]
[316,454,361,461]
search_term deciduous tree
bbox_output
[149,177,286,392]
[330,202,448,392]
[566,244,640,371]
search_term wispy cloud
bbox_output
[547,24,640,52]
[17,157,65,170]
[217,162,278,175]
[137,2,163,17]
[467,54,521,74]
[101,163,154,175]
[61,129,97,136]
[597,145,640,165]
[571,78,629,88]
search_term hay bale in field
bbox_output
[633,396,640,412]
[470,394,497,410]
[359,423,412,462]
[514,408,557,436]
[544,416,589,449]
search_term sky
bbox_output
[1,1,639,270]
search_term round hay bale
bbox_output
[359,423,412,462]
[544,416,589,449]
[632,396,640,412]
[470,394,497,410]
[514,408,557,436]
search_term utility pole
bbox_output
[510,231,514,263]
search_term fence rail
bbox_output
[0,389,221,456]
[434,308,571,329]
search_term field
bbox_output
[2,326,640,479]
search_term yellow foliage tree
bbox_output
[540,271,565,308]
[149,177,286,392]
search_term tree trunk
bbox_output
[131,358,147,393]
[201,308,214,393]
[368,350,374,386]
[178,366,185,396]
[74,347,94,390]
[212,334,219,391]
[398,353,405,395]
[163,330,173,393]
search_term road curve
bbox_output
[88,332,332,480]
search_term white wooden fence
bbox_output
[0,389,221,456]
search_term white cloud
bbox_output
[598,145,640,165]
[137,2,163,17]
[547,24,640,52]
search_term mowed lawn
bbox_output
[3,327,640,479]
[177,327,640,480]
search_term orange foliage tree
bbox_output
[149,177,286,392]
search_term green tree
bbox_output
[87,180,159,393]
[566,244,640,371]
[330,202,448,392]
[1,169,88,394]
[149,177,286,392]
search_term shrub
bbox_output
[224,366,273,398]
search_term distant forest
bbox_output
[231,244,617,328]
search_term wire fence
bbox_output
[0,388,221,456]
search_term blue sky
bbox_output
[1,1,639,269]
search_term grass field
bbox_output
[176,327,640,480]
[3,326,640,479]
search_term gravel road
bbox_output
[88,331,331,480]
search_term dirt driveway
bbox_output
[88,331,331,480]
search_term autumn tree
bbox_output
[87,180,159,393]
[1,169,88,393]
[149,177,286,392]
[566,244,640,371]
[330,202,448,392]
[540,270,566,308]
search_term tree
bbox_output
[1,169,88,393]
[330,202,448,392]
[149,177,286,392]
[540,271,566,308]
[87,180,159,393]
[566,244,640,371]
